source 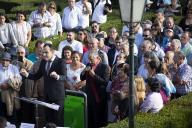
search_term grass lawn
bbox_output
[106,93,192,128]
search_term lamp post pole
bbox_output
[128,0,135,127]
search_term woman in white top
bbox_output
[48,1,62,36]
[65,51,86,90]
[11,11,31,48]
[0,13,18,50]
[140,78,163,113]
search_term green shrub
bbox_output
[106,93,192,128]
[28,34,66,53]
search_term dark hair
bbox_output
[61,46,73,59]
[91,21,101,32]
[71,51,82,59]
[35,40,44,48]
[77,30,89,45]
[117,63,129,73]
[39,2,47,7]
[43,43,54,50]
[144,37,155,45]
[16,11,27,20]
[146,78,161,92]
[0,13,9,23]
[115,36,122,42]
[148,60,162,73]
[91,21,99,25]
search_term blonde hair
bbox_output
[48,1,57,11]
[134,76,146,106]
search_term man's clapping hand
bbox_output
[20,68,29,77]
[50,71,59,80]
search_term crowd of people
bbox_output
[0,0,192,127]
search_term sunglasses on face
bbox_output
[143,35,149,37]
[49,6,55,9]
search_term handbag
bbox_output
[103,0,112,15]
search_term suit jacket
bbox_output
[107,48,116,67]
[27,57,66,101]
[81,63,110,102]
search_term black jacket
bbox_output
[27,57,66,101]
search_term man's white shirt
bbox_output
[61,6,82,29]
[92,0,111,24]
[0,64,21,87]
[28,10,53,38]
[76,1,92,29]
[58,40,83,54]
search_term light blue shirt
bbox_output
[0,64,21,87]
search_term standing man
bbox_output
[91,0,112,24]
[12,46,34,123]
[28,2,53,39]
[20,43,66,126]
[62,0,82,32]
[81,52,110,128]
[58,31,83,54]
[76,0,92,29]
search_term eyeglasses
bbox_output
[49,6,55,9]
[110,31,117,33]
[143,35,149,37]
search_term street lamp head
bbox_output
[119,0,145,23]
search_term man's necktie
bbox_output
[46,61,51,75]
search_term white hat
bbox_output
[146,0,153,5]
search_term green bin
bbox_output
[64,90,87,128]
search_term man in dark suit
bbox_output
[20,43,66,126]
[81,52,110,128]
[107,37,122,67]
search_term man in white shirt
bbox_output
[62,0,82,32]
[0,52,22,123]
[92,0,112,24]
[76,0,92,29]
[58,32,83,54]
[28,2,53,39]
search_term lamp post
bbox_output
[118,0,145,128]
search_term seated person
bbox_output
[140,78,164,113]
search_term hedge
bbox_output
[106,93,192,128]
